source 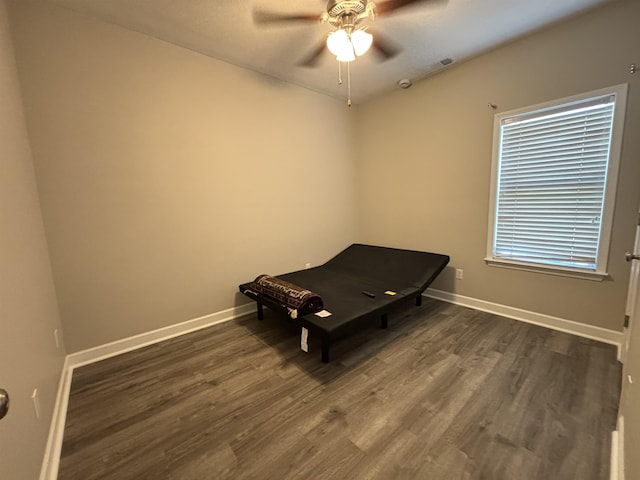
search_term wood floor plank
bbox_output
[58,299,621,480]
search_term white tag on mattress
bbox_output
[314,310,332,317]
[301,327,309,352]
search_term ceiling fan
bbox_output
[253,0,448,67]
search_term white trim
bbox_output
[67,303,255,369]
[611,415,625,480]
[484,257,608,281]
[619,326,629,363]
[38,357,73,480]
[424,288,623,349]
[611,430,620,480]
[486,83,628,278]
[38,302,255,480]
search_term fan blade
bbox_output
[298,41,328,68]
[374,0,448,16]
[253,9,322,25]
[369,30,400,60]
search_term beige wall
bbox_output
[355,0,640,331]
[8,0,638,349]
[0,0,66,478]
[9,1,358,353]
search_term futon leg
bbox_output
[257,302,264,320]
[416,295,422,306]
[380,313,388,329]
[321,338,330,363]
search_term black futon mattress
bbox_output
[239,243,449,361]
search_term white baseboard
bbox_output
[38,302,255,480]
[67,303,255,369]
[609,430,620,480]
[38,357,73,480]
[611,430,621,480]
[425,288,623,349]
[611,416,625,480]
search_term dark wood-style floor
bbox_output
[58,299,621,480]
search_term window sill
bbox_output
[484,257,608,281]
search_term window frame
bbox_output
[485,84,628,281]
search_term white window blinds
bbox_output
[493,95,616,271]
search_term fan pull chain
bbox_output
[347,61,352,107]
[336,61,352,107]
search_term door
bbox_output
[622,212,640,363]
[619,208,640,480]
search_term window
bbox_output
[486,84,627,280]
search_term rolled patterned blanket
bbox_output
[246,274,323,318]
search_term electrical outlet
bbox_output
[32,388,40,420]
[456,269,464,280]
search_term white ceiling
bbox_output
[45,0,613,104]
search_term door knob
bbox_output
[0,389,8,420]
[626,252,640,262]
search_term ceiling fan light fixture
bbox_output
[327,28,372,62]
[351,29,373,56]
[327,29,350,57]
[336,49,357,62]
